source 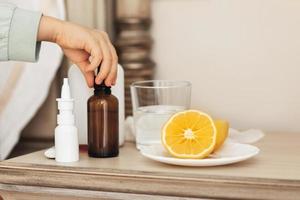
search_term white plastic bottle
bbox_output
[55,78,79,162]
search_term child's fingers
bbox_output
[84,71,95,88]
[105,61,117,86]
[77,60,95,87]
[85,38,103,73]
[105,44,118,86]
[95,32,113,85]
[100,31,118,86]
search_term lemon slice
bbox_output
[213,120,229,152]
[162,110,217,159]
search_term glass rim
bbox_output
[130,80,191,89]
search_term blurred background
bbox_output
[1,0,300,158]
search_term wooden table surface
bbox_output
[0,132,300,200]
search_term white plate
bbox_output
[140,142,260,167]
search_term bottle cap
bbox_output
[94,66,111,94]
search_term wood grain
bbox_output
[0,132,299,199]
[0,184,205,200]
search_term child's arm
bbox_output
[0,3,117,87]
[0,3,42,62]
[38,16,118,87]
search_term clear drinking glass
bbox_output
[130,80,191,149]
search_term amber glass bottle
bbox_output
[87,81,119,158]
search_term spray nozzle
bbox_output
[56,78,74,125]
[61,78,71,99]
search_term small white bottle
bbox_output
[55,78,79,162]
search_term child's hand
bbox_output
[38,16,118,87]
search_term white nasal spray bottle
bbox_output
[55,78,79,162]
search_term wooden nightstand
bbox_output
[0,133,299,200]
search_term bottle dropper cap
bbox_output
[94,66,111,95]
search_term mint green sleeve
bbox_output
[0,3,42,62]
